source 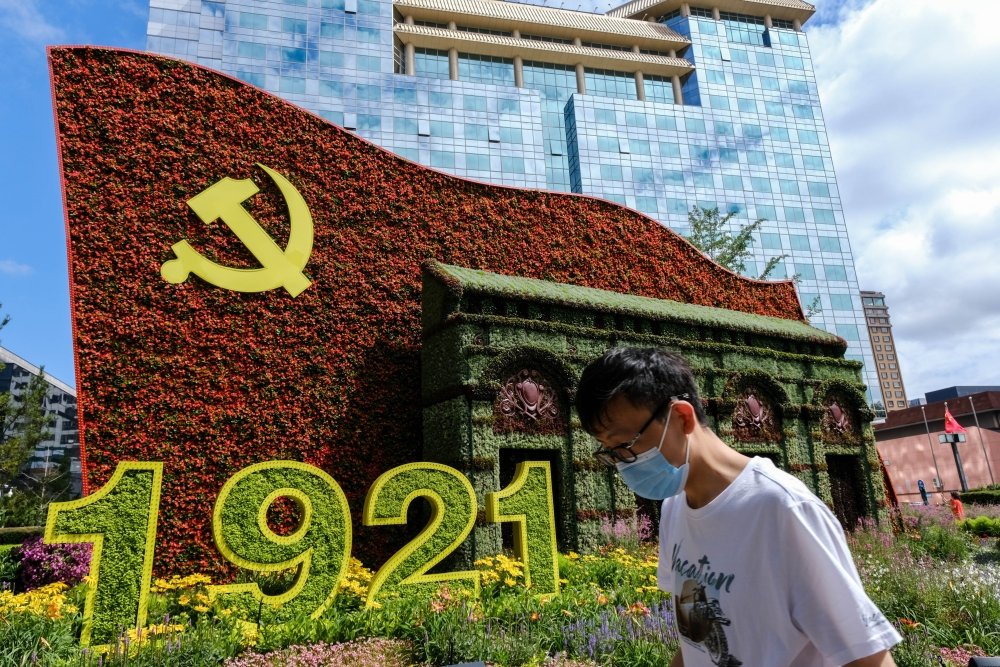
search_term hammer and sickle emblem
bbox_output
[160,164,313,297]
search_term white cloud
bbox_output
[0,260,33,276]
[0,0,65,44]
[810,0,1000,398]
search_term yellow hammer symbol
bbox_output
[161,164,313,297]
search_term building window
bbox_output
[414,48,449,79]
[584,68,635,101]
[458,53,515,86]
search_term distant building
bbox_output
[861,290,908,413]
[925,386,1000,404]
[875,391,1000,504]
[0,347,81,496]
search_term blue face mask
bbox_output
[615,405,690,500]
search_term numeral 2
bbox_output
[362,463,479,606]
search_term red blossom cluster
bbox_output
[50,47,802,576]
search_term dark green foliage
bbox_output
[961,489,1000,505]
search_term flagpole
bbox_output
[969,394,995,485]
[921,405,942,495]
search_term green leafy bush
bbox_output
[961,516,1000,538]
[958,489,1000,505]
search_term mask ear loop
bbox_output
[655,400,691,466]
[654,402,673,454]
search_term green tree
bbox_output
[683,205,785,279]
[683,206,821,318]
[0,305,55,525]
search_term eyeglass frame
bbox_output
[590,393,689,467]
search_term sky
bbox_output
[0,0,998,402]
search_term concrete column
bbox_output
[573,38,585,93]
[680,3,690,16]
[672,74,683,105]
[669,49,677,58]
[447,21,458,81]
[405,43,415,75]
[764,14,773,28]
[635,70,645,101]
[712,7,720,20]
[793,18,802,31]
[404,14,414,24]
[512,30,523,87]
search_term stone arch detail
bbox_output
[721,371,789,444]
[815,379,871,445]
[479,347,575,435]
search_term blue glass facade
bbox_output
[147,0,880,406]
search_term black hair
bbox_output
[576,347,707,433]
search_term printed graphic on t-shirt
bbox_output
[671,544,742,666]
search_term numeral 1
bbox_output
[485,461,559,596]
[44,462,163,647]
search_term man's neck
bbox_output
[683,431,751,510]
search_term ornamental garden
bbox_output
[2,46,998,666]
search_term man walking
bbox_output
[576,347,900,666]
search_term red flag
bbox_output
[944,406,967,434]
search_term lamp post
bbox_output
[939,432,969,492]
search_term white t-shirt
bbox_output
[657,457,901,667]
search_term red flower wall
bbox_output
[50,48,803,575]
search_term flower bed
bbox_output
[4,506,1000,666]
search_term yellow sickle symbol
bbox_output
[161,164,313,297]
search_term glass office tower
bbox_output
[147,0,881,409]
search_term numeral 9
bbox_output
[208,460,352,627]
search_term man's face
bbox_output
[592,394,686,467]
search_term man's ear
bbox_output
[673,400,698,435]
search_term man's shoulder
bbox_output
[730,457,828,515]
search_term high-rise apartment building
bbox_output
[146,0,880,406]
[860,290,908,412]
[0,347,81,495]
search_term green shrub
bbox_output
[961,516,1000,538]
[0,545,17,585]
[959,489,1000,505]
[0,527,42,546]
[905,524,972,562]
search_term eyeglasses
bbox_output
[592,396,685,467]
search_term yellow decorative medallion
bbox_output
[161,164,313,296]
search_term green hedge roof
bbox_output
[425,260,844,347]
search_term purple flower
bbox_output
[11,536,92,591]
